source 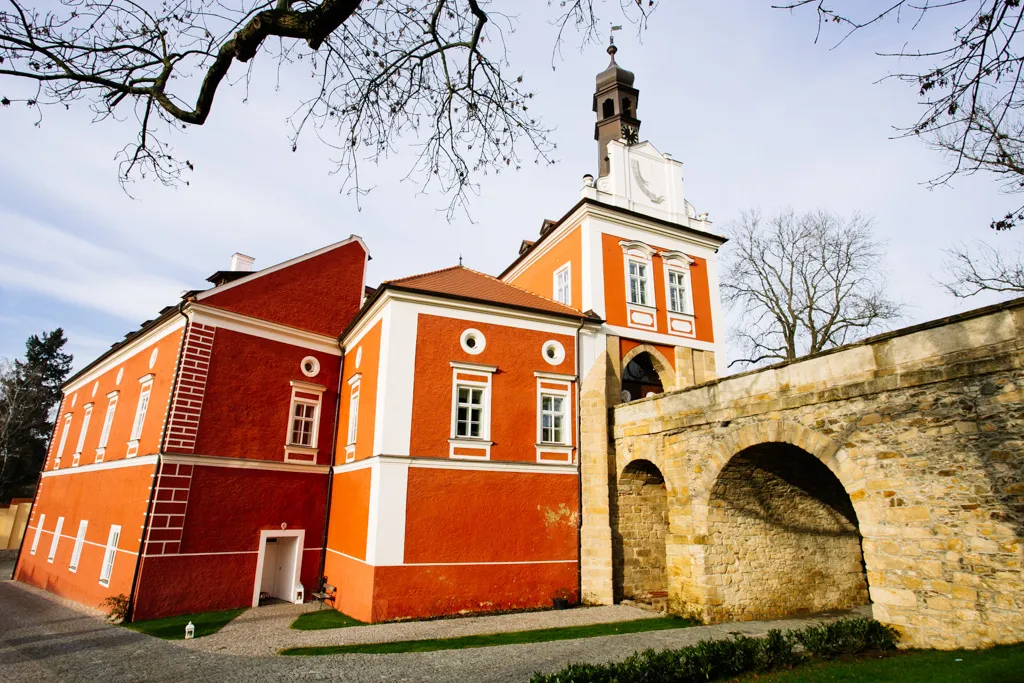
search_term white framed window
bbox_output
[628,260,651,306]
[667,269,688,313]
[540,394,568,444]
[129,376,153,443]
[30,513,45,555]
[553,263,571,305]
[99,525,121,586]
[96,391,118,462]
[285,380,324,462]
[449,361,496,459]
[346,376,360,446]
[69,520,88,572]
[48,516,64,563]
[54,414,72,469]
[73,403,93,466]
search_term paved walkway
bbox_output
[1,579,873,683]
[182,601,661,656]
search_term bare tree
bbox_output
[941,240,1024,297]
[777,1,1024,230]
[723,208,903,367]
[0,0,653,216]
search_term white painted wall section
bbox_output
[364,458,410,566]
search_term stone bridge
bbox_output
[586,299,1024,650]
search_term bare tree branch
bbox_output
[723,207,904,368]
[940,238,1024,296]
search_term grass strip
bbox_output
[281,616,695,655]
[729,644,1024,682]
[291,609,365,631]
[124,608,246,640]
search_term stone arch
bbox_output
[611,459,669,607]
[693,421,870,622]
[621,344,677,393]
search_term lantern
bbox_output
[184,621,195,640]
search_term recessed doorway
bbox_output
[252,529,305,607]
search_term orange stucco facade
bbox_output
[507,225,583,310]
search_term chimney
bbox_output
[230,253,255,272]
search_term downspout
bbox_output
[126,301,188,622]
[317,339,346,590]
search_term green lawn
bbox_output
[281,616,695,656]
[124,608,246,640]
[730,644,1024,682]
[291,609,365,631]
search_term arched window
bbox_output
[602,98,615,118]
[621,352,663,401]
[622,97,632,118]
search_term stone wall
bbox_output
[706,443,868,620]
[612,460,668,603]
[606,299,1024,649]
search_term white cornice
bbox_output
[331,453,578,475]
[161,453,330,474]
[195,235,369,301]
[535,371,577,382]
[188,303,341,355]
[41,454,159,478]
[451,361,498,373]
[64,316,187,395]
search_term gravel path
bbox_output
[0,579,872,683]
[183,601,659,656]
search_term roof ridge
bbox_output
[462,266,583,314]
[385,264,463,284]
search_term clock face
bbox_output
[621,124,639,146]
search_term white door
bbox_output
[260,539,279,597]
[274,537,298,602]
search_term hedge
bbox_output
[530,617,899,683]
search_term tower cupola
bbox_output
[593,41,640,177]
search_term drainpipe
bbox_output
[317,339,346,592]
[126,302,188,622]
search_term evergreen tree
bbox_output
[0,329,73,500]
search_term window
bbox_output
[73,403,93,465]
[30,514,45,555]
[48,516,64,563]
[540,394,567,444]
[99,525,121,586]
[668,269,688,313]
[455,385,485,438]
[54,414,72,469]
[96,392,118,461]
[347,381,360,446]
[290,402,317,446]
[69,520,88,572]
[285,381,325,462]
[459,328,486,355]
[554,264,571,305]
[129,379,153,442]
[628,260,650,306]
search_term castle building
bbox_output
[15,46,726,621]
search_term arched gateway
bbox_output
[611,459,669,606]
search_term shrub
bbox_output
[101,594,130,623]
[530,617,897,683]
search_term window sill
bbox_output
[667,310,695,318]
[284,445,318,464]
[125,439,140,458]
[535,443,574,451]
[71,452,81,467]
[94,447,105,463]
[448,438,493,446]
[627,301,658,311]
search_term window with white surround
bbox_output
[99,525,120,586]
[285,380,324,462]
[96,391,118,462]
[668,269,688,313]
[73,403,93,466]
[347,378,360,446]
[127,375,153,457]
[69,520,88,572]
[540,394,567,444]
[30,513,45,555]
[54,414,72,469]
[628,260,650,306]
[553,263,571,305]
[449,361,495,458]
[48,516,64,563]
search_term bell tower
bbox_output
[593,40,640,177]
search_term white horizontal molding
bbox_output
[384,290,583,334]
[188,303,340,356]
[161,453,330,474]
[451,361,498,374]
[404,559,577,567]
[535,371,577,382]
[331,453,578,476]
[604,323,717,352]
[64,317,186,394]
[41,454,159,478]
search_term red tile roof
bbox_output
[385,266,588,319]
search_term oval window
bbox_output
[542,340,566,365]
[301,356,321,378]
[460,329,486,355]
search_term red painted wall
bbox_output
[200,240,367,337]
[409,315,576,462]
[15,462,156,610]
[133,464,327,619]
[193,328,339,465]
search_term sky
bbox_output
[1,2,1019,372]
